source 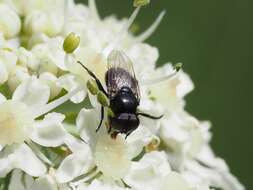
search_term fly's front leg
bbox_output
[77,61,108,96]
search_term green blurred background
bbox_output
[78,0,252,189]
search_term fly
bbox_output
[78,50,163,139]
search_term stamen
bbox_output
[140,70,179,85]
[31,87,83,118]
[63,0,69,32]
[102,7,141,57]
[27,141,53,166]
[88,0,100,21]
[134,10,166,43]
[70,167,99,185]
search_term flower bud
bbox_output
[97,91,109,107]
[0,4,21,38]
[174,62,183,72]
[133,0,150,7]
[63,32,80,54]
[87,79,98,95]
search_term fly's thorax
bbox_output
[110,86,139,114]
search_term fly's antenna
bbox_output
[140,63,182,85]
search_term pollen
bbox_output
[0,100,33,145]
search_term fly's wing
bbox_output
[106,50,140,101]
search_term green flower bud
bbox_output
[87,79,99,95]
[97,91,109,107]
[63,32,80,53]
[133,0,150,7]
[174,62,183,72]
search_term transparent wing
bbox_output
[106,50,140,101]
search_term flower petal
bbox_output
[0,4,21,38]
[0,154,13,177]
[127,43,158,80]
[192,145,245,190]
[0,92,6,103]
[12,77,50,108]
[9,170,34,190]
[57,73,86,104]
[124,151,171,190]
[31,113,66,147]
[55,148,94,183]
[39,72,62,100]
[162,172,189,190]
[184,160,244,190]
[0,144,46,177]
[126,125,153,159]
[11,144,47,177]
[95,134,131,180]
[0,61,8,84]
[63,134,88,153]
[76,107,101,148]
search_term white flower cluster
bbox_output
[0,0,244,190]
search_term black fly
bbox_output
[78,50,162,139]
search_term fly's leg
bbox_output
[96,106,104,132]
[107,124,112,134]
[137,112,163,120]
[77,61,108,96]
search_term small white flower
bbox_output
[0,49,17,85]
[30,37,65,75]
[183,145,245,190]
[159,111,208,170]
[124,151,171,186]
[146,64,194,113]
[8,169,59,190]
[23,0,65,37]
[126,43,158,80]
[55,135,94,183]
[17,47,40,71]
[7,65,30,92]
[0,100,33,145]
[39,72,62,100]
[124,151,190,190]
[0,76,82,177]
[8,170,32,190]
[0,144,46,177]
[0,4,21,38]
[94,133,131,180]
[57,73,86,104]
